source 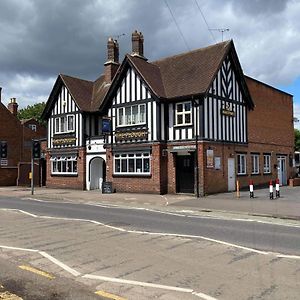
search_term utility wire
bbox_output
[194,0,216,43]
[164,0,191,51]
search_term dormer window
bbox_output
[176,101,192,126]
[117,104,146,127]
[55,115,74,134]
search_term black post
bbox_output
[193,98,200,198]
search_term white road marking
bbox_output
[0,245,39,253]
[1,208,300,259]
[83,274,194,293]
[20,196,300,228]
[39,251,81,277]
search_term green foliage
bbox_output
[17,102,46,126]
[295,129,300,151]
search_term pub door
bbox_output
[176,155,195,193]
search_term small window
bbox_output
[28,124,37,132]
[263,154,271,174]
[251,154,259,174]
[117,104,146,127]
[176,101,192,126]
[54,115,75,133]
[237,154,246,175]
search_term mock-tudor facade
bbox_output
[42,31,294,195]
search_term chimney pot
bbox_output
[104,37,120,83]
[131,30,146,60]
[8,97,18,116]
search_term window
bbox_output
[54,115,75,133]
[114,152,150,175]
[28,124,37,132]
[237,154,246,175]
[251,154,260,174]
[263,154,271,174]
[51,156,77,175]
[117,104,146,126]
[176,101,192,126]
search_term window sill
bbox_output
[251,173,261,176]
[263,172,272,175]
[237,173,247,176]
[113,174,151,178]
[51,173,78,177]
[174,123,193,128]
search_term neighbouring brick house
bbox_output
[0,92,47,186]
[42,31,294,195]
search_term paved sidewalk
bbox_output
[0,185,299,220]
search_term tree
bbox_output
[295,129,300,151]
[17,102,46,126]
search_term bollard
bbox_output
[236,180,240,198]
[249,180,254,198]
[275,178,280,198]
[269,180,274,199]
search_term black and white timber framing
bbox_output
[48,86,83,148]
[109,55,248,145]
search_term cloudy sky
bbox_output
[0,0,299,127]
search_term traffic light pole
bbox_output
[31,154,34,195]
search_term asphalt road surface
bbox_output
[0,196,299,256]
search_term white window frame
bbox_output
[117,104,146,127]
[54,115,75,134]
[50,156,77,175]
[28,124,37,132]
[237,154,246,175]
[114,152,151,175]
[175,101,192,126]
[263,154,271,174]
[251,154,260,174]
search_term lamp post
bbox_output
[193,98,200,198]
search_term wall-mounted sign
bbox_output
[206,149,214,168]
[102,118,111,134]
[221,103,235,117]
[172,145,196,151]
[215,157,221,170]
[115,130,148,141]
[0,159,8,166]
[53,137,76,146]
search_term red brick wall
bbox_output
[106,144,167,194]
[246,77,294,147]
[45,147,86,190]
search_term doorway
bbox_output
[89,157,104,190]
[227,158,236,191]
[176,155,195,193]
[277,156,287,185]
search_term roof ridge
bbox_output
[151,40,231,65]
[60,73,93,84]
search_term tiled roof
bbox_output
[127,40,231,100]
[60,74,110,112]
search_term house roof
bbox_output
[102,40,253,109]
[42,73,111,119]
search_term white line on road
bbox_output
[1,208,300,260]
[39,251,81,277]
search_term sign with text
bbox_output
[206,149,214,168]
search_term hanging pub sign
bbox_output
[102,118,111,134]
[206,149,214,168]
[221,103,235,117]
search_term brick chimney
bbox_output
[131,30,147,60]
[104,37,120,83]
[8,97,18,116]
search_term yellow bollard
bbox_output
[236,180,240,198]
[29,172,32,180]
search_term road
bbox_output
[0,196,299,256]
[0,195,299,299]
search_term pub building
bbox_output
[43,31,294,195]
